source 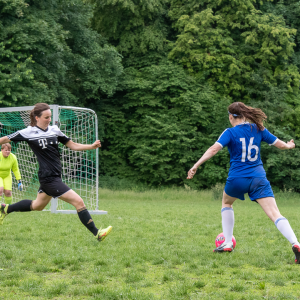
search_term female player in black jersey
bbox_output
[0,103,112,242]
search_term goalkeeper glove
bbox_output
[18,180,23,191]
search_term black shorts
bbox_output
[38,176,71,198]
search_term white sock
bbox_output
[275,217,298,245]
[221,207,234,244]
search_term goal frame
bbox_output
[0,105,106,215]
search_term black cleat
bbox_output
[292,244,300,264]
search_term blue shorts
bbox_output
[225,177,274,201]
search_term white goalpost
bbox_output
[0,105,106,215]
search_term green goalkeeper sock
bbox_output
[4,196,12,204]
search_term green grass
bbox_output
[1,188,300,299]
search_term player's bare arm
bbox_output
[65,140,101,151]
[0,137,11,145]
[187,143,222,179]
[274,139,295,150]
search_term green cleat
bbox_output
[96,226,112,242]
[0,204,8,225]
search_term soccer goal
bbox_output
[0,105,106,215]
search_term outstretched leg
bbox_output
[0,192,52,225]
[59,189,112,242]
[257,197,300,264]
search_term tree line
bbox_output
[1,0,300,191]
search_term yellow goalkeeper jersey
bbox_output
[0,152,21,180]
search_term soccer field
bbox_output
[0,188,300,299]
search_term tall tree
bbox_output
[169,0,300,102]
[89,0,228,187]
[100,60,229,186]
[90,0,300,190]
[89,0,170,67]
[0,0,123,107]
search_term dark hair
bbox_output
[30,103,50,126]
[228,102,267,131]
[1,143,11,150]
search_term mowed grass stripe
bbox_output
[0,188,299,299]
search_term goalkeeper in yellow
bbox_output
[0,143,23,204]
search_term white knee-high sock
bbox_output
[221,207,234,244]
[275,217,298,245]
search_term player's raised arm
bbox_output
[274,139,295,150]
[65,140,101,151]
[0,136,11,145]
[187,143,222,179]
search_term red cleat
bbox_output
[292,244,300,264]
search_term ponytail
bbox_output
[228,102,267,131]
[30,103,50,126]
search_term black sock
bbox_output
[7,200,33,214]
[77,206,98,236]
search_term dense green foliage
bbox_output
[2,0,300,190]
[100,60,230,187]
[0,0,122,107]
[169,1,300,99]
[88,0,300,190]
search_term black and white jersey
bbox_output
[7,125,71,180]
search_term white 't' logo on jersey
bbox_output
[38,139,48,149]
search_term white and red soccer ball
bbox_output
[215,232,236,248]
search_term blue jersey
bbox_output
[216,123,278,178]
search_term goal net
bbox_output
[0,105,105,214]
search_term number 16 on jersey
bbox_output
[239,137,259,162]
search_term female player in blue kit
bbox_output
[187,102,300,264]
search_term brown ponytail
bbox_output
[228,102,267,131]
[30,103,50,126]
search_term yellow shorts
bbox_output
[0,174,12,191]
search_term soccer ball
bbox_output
[215,232,236,248]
